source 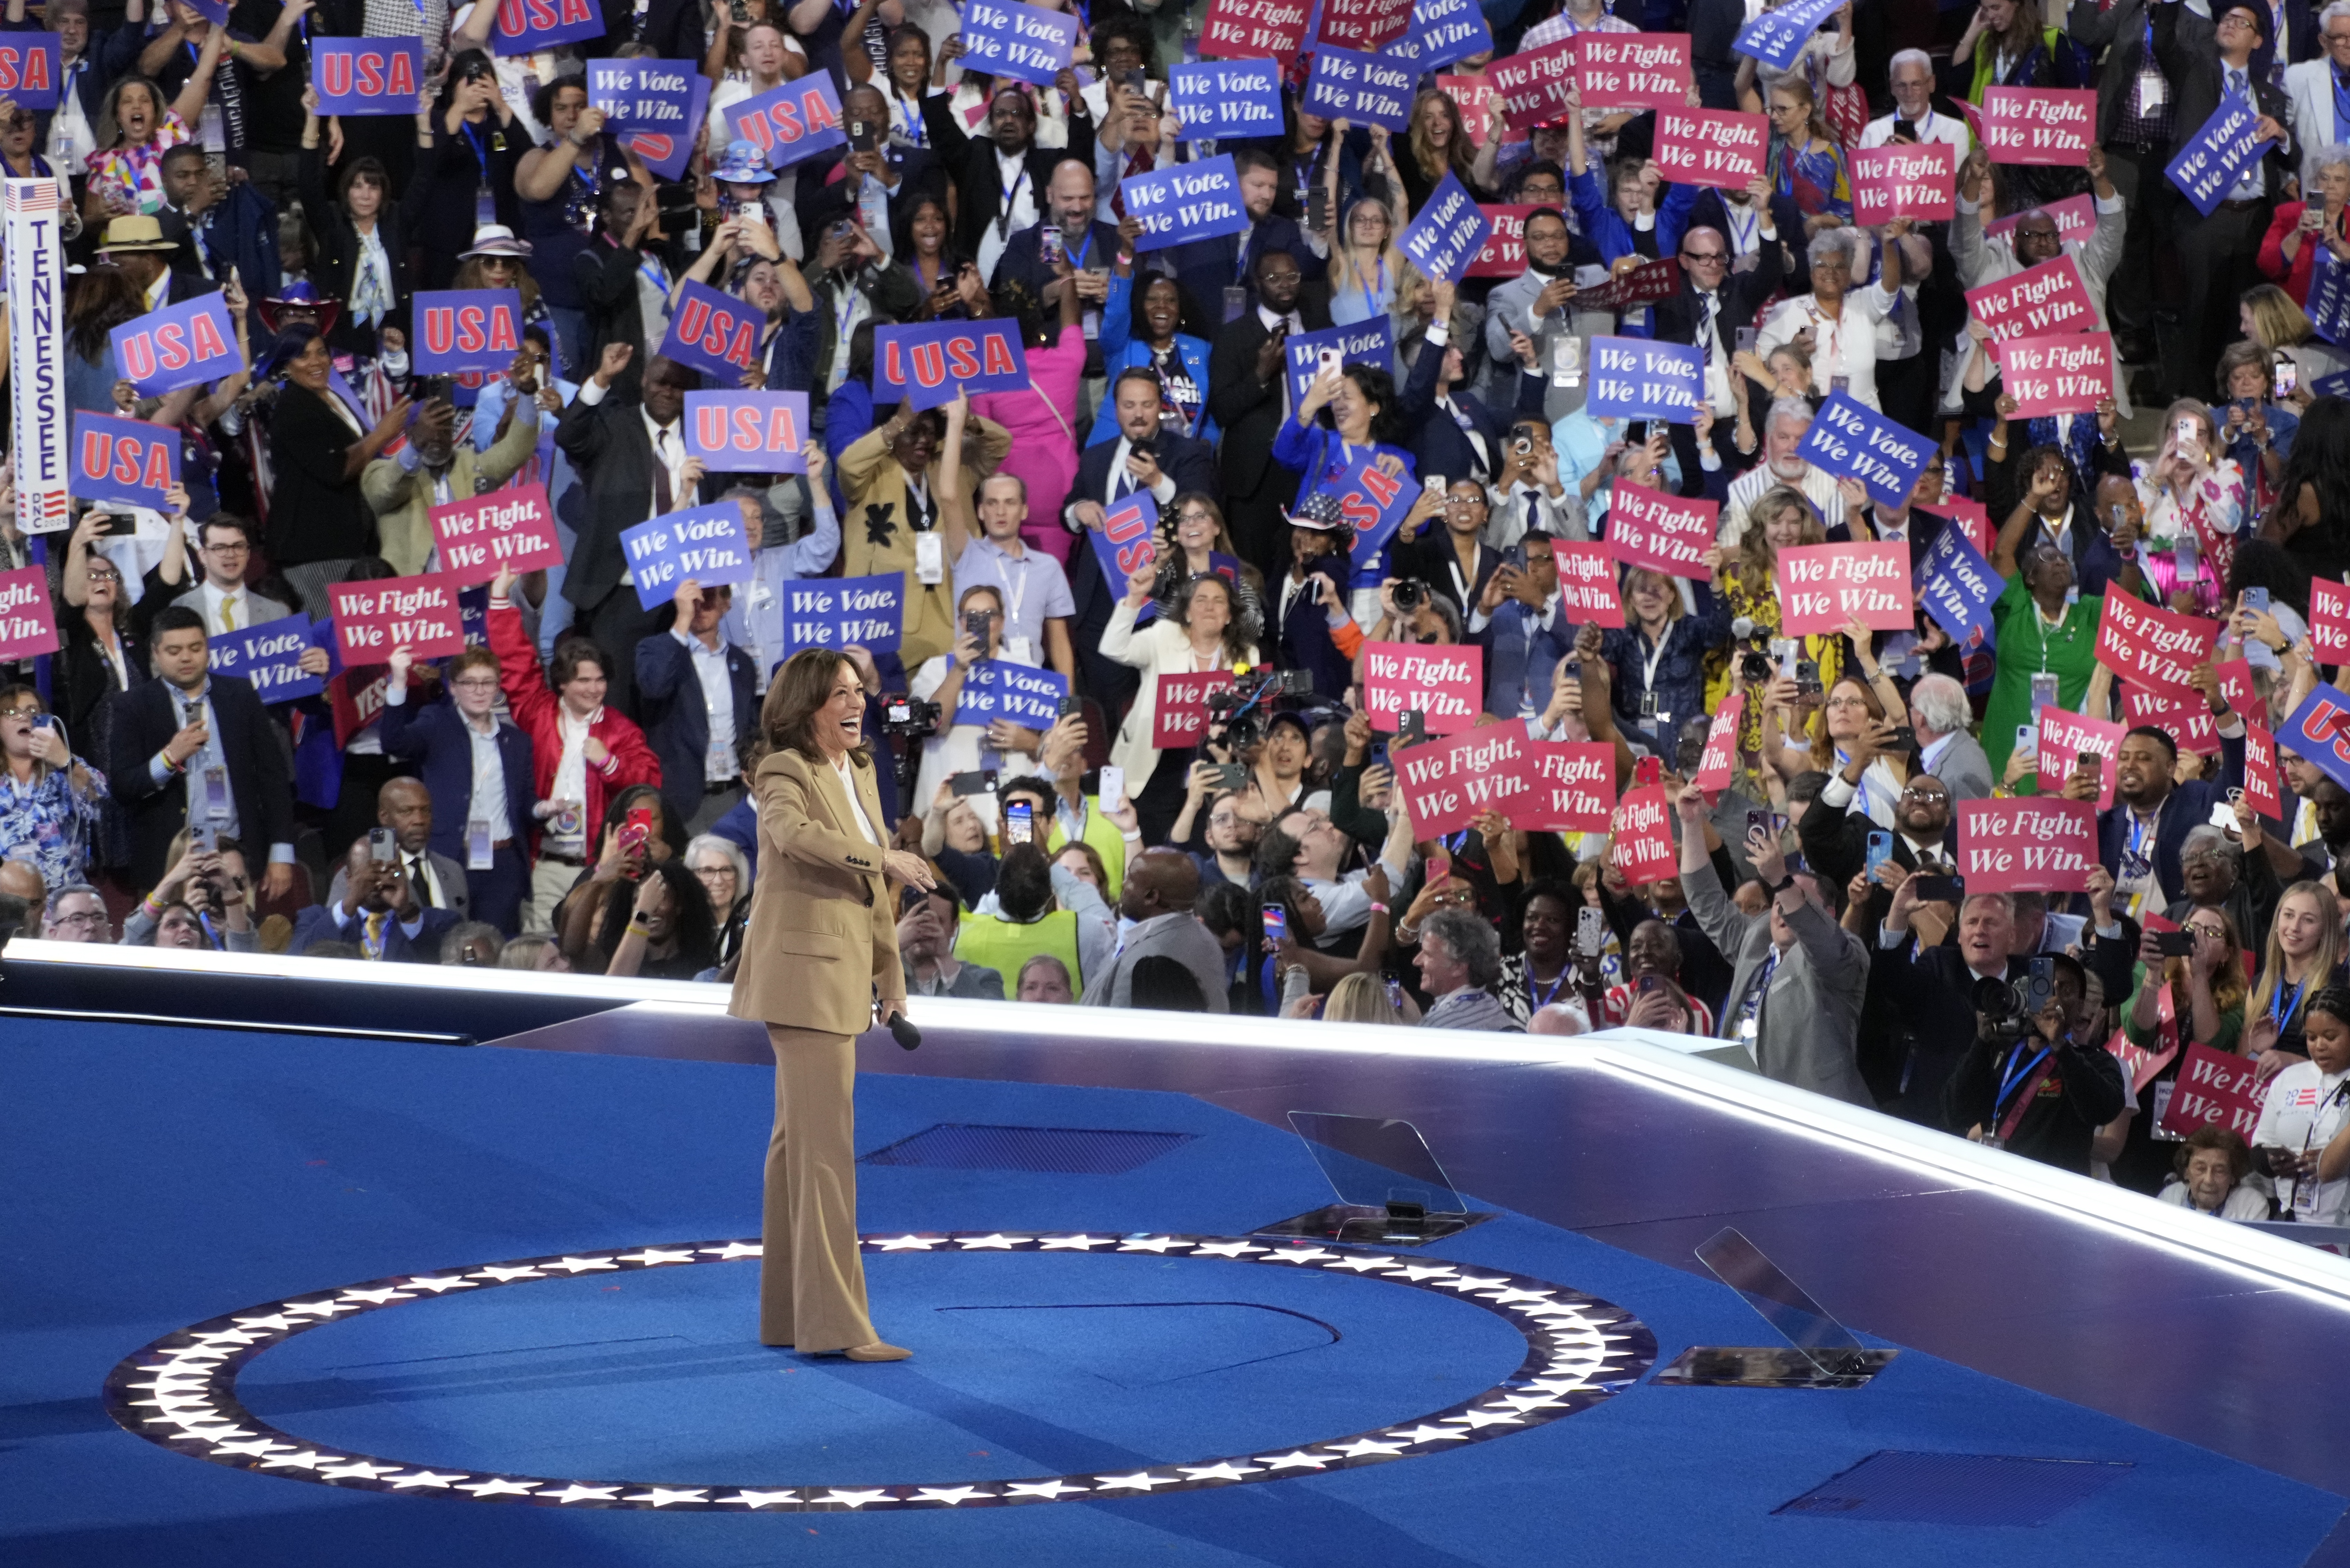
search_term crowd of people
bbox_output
[2,0,2348,1221]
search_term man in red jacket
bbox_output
[488,563,661,933]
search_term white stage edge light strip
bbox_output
[11,939,2350,1308]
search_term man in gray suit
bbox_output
[1907,674,1994,803]
[1677,782,1872,1107]
[325,778,471,920]
[1082,849,1230,1014]
[139,515,295,639]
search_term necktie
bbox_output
[409,855,431,907]
[653,428,675,515]
[2230,68,2247,103]
[1111,451,1132,501]
[220,594,236,633]
[363,911,386,960]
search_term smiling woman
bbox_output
[731,648,937,1363]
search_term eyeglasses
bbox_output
[1680,248,1726,262]
[1901,785,1948,802]
[2014,226,2059,242]
[86,568,121,583]
[1825,695,1870,710]
[451,676,499,691]
[202,540,250,555]
[50,910,107,929]
[1,704,42,719]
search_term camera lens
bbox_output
[1393,579,1425,612]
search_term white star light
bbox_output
[318,1460,398,1480]
[1262,1247,1335,1265]
[626,1487,709,1507]
[1255,1450,1329,1470]
[1326,1438,1407,1459]
[867,1235,940,1251]
[700,1241,765,1260]
[1091,1471,1175,1491]
[718,1489,803,1509]
[1116,1236,1189,1253]
[402,1275,477,1293]
[1478,1288,1558,1308]
[1178,1462,1262,1481]
[1431,1274,1513,1293]
[541,1256,620,1274]
[281,1299,356,1318]
[336,1287,415,1304]
[168,1424,252,1441]
[612,1249,697,1267]
[1003,1478,1089,1499]
[1386,1425,1470,1445]
[1187,1241,1267,1258]
[542,1483,621,1503]
[1521,1376,1597,1396]
[257,1450,338,1470]
[1442,1408,1525,1430]
[455,1477,541,1497]
[814,1488,893,1508]
[385,1471,469,1490]
[955,1233,1023,1249]
[1379,1264,1458,1282]
[1493,1393,1567,1413]
[1320,1254,1399,1273]
[194,1328,263,1345]
[1035,1235,1113,1250]
[470,1265,546,1282]
[208,1440,293,1459]
[912,1486,994,1505]
[231,1314,296,1332]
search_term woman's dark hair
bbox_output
[1254,874,1309,941]
[336,155,389,211]
[1127,270,1208,347]
[593,859,719,972]
[845,317,884,384]
[94,73,162,150]
[2262,397,2350,565]
[2225,535,2313,619]
[990,274,1054,350]
[892,194,952,264]
[2173,1123,2254,1182]
[2306,982,2350,1033]
[435,47,498,116]
[1089,13,1156,68]
[600,781,684,858]
[549,635,608,691]
[994,842,1055,922]
[531,73,588,128]
[265,321,328,383]
[1173,572,1252,665]
[1198,880,1250,941]
[1508,876,1577,953]
[1129,954,1207,1010]
[760,647,870,764]
[65,264,144,359]
[885,22,932,65]
[1327,363,1404,445]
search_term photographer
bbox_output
[291,837,461,962]
[1870,881,2033,1125]
[1943,950,2126,1175]
[1102,559,1259,846]
[904,583,1046,813]
[121,831,255,952]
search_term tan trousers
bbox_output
[760,1024,878,1353]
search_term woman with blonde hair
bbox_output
[1321,970,1406,1025]
[2135,399,2243,616]
[1704,485,1840,752]
[2247,880,2349,1067]
[2242,282,2350,388]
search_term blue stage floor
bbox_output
[3,1019,2341,1566]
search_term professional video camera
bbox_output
[1207,665,1315,751]
[1973,959,2057,1048]
[881,695,940,741]
[1730,616,1772,686]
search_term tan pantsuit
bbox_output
[759,1024,876,1351]
[729,746,904,1353]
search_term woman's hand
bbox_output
[592,823,641,885]
[631,871,670,922]
[884,849,938,891]
[1123,559,1156,607]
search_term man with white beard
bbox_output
[1721,398,1848,546]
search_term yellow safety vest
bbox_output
[956,908,1083,990]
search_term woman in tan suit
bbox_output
[730,648,937,1362]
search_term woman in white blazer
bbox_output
[1102,558,1260,845]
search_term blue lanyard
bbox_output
[898,93,926,145]
[2273,974,2310,1026]
[1995,1043,2053,1117]
[461,120,491,181]
[1068,227,1094,271]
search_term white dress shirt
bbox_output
[674,626,739,783]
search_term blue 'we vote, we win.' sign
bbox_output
[1283,318,1393,409]
[1796,392,1935,507]
[1732,0,1841,72]
[1914,522,2000,650]
[208,616,330,704]
[1120,154,1253,253]
[779,573,905,656]
[959,0,1079,86]
[1585,336,1705,423]
[953,659,1070,729]
[1398,173,1493,285]
[2166,94,2278,218]
[617,504,756,611]
[1166,60,1284,142]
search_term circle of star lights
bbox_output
[104,1232,1655,1513]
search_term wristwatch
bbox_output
[1768,873,1796,895]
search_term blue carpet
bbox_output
[2,1020,2340,1567]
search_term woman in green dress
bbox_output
[1982,539,2106,782]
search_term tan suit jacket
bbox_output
[729,747,905,1036]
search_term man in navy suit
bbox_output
[290,838,461,962]
[1169,149,1322,322]
[378,644,539,935]
[1869,879,2039,1123]
[1398,280,1547,489]
[1063,367,1221,711]
[1472,528,1571,720]
[2064,669,2247,916]
[992,158,1122,344]
[636,578,759,836]
[1650,191,1789,493]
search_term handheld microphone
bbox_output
[888,1012,921,1051]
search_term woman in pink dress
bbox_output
[970,273,1087,566]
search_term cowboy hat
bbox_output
[256,278,341,338]
[93,214,177,253]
